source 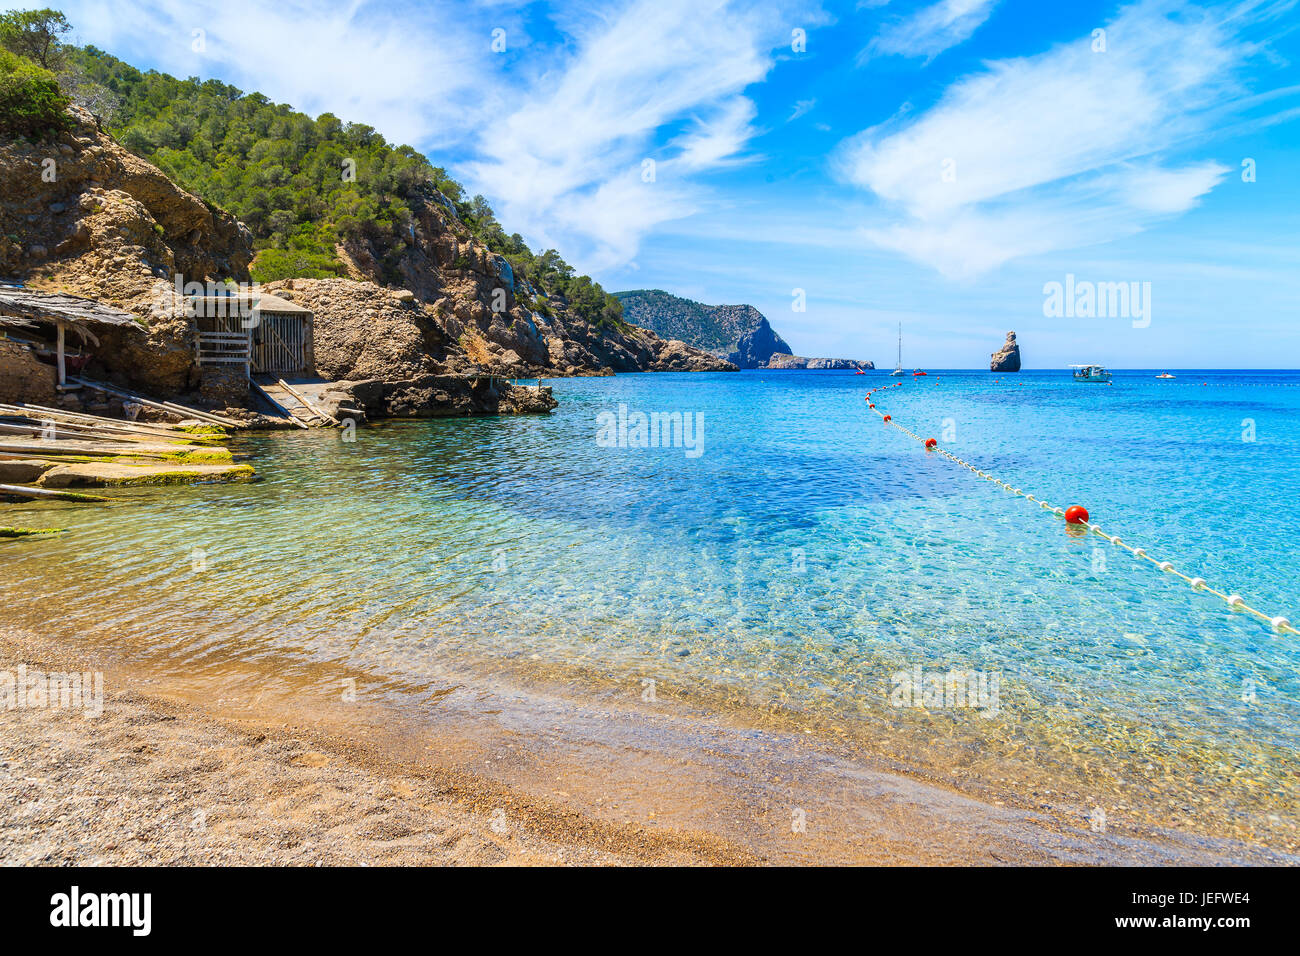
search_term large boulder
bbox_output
[0,340,57,404]
[653,339,738,372]
[990,331,1021,372]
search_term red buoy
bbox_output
[1064,505,1089,525]
[868,403,875,408]
[924,438,937,449]
[882,415,892,422]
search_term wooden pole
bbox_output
[0,403,210,442]
[55,321,66,387]
[278,378,338,426]
[68,377,242,427]
[0,483,109,502]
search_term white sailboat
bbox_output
[890,322,904,376]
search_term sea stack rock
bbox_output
[990,331,1021,372]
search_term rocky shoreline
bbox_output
[0,105,726,431]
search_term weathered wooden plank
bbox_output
[0,482,108,502]
[250,381,309,429]
[277,379,338,426]
[70,377,242,428]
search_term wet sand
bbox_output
[0,625,1293,866]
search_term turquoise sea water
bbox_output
[3,369,1298,840]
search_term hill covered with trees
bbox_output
[0,7,622,327]
[614,289,793,368]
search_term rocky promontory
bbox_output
[329,201,732,378]
[765,355,873,370]
[990,331,1021,372]
[262,278,557,417]
[614,291,791,369]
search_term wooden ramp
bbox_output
[251,377,337,428]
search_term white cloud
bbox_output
[674,98,761,171]
[462,0,795,271]
[60,0,495,148]
[838,0,1253,278]
[788,98,817,121]
[865,0,999,61]
[1096,161,1228,214]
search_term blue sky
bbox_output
[43,0,1300,367]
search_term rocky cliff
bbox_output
[990,331,1021,372]
[261,277,557,417]
[614,290,791,369]
[335,202,732,378]
[0,106,726,419]
[0,105,253,396]
[765,355,873,370]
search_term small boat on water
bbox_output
[890,322,905,376]
[1156,372,1176,379]
[1069,364,1112,383]
[912,369,927,376]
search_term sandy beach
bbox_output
[0,627,752,866]
[2,624,1292,867]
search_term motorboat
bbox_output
[1070,364,1112,383]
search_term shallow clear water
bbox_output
[3,369,1298,841]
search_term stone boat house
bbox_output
[188,291,316,402]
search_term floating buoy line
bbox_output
[862,382,1297,637]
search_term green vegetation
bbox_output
[0,526,67,538]
[0,6,624,327]
[0,47,70,136]
[0,7,69,69]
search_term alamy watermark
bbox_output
[1043,274,1151,328]
[49,886,150,936]
[167,276,264,328]
[596,404,705,458]
[1,665,103,718]
[890,665,1001,717]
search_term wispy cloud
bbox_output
[60,0,494,148]
[864,0,999,62]
[462,0,797,270]
[788,98,817,121]
[837,0,1268,278]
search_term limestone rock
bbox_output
[729,316,793,369]
[0,105,254,400]
[990,331,1021,372]
[0,460,55,483]
[653,339,739,372]
[765,355,873,370]
[0,340,57,404]
[38,461,256,487]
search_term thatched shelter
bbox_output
[0,286,138,389]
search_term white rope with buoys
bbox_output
[862,382,1298,637]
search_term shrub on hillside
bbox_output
[0,48,70,136]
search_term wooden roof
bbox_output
[0,287,139,328]
[188,292,312,316]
